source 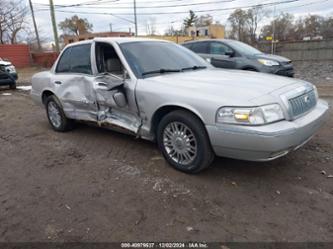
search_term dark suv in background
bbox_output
[182,39,294,77]
[0,57,17,89]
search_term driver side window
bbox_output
[209,42,233,55]
[95,42,124,77]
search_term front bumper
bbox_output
[0,72,15,85]
[9,72,18,80]
[206,99,329,161]
[261,64,294,77]
[275,67,294,77]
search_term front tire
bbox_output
[9,82,16,89]
[157,110,215,173]
[45,95,74,132]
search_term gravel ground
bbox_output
[0,64,332,242]
[294,61,333,85]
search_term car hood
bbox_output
[147,68,307,103]
[0,60,12,66]
[254,53,291,63]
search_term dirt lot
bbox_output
[0,65,332,242]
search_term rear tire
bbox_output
[45,95,75,132]
[157,110,215,173]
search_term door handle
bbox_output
[54,81,62,85]
[97,82,108,87]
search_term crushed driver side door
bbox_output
[93,72,141,135]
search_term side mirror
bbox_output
[113,91,127,108]
[225,51,235,57]
[123,69,130,80]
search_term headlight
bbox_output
[6,65,16,73]
[258,59,279,66]
[313,85,319,99]
[217,104,284,125]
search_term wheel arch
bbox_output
[150,104,206,137]
[41,90,55,105]
[241,66,259,71]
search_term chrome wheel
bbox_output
[163,121,197,165]
[47,101,61,128]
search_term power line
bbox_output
[278,0,329,11]
[33,0,120,8]
[35,0,302,15]
[32,0,197,7]
[35,0,236,9]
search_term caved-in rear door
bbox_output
[53,44,98,121]
[53,74,98,121]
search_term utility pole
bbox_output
[133,0,138,36]
[49,0,60,52]
[271,5,276,54]
[109,23,112,32]
[28,0,41,51]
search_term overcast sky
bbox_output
[28,0,333,42]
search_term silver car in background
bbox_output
[182,39,294,77]
[31,38,329,173]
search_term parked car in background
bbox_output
[0,57,17,89]
[31,38,328,173]
[182,39,294,77]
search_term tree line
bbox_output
[0,0,27,44]
[227,7,333,44]
[178,8,333,44]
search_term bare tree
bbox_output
[320,16,333,39]
[260,13,295,42]
[196,14,213,27]
[0,0,12,43]
[0,0,27,44]
[6,1,27,44]
[227,9,249,42]
[246,5,268,44]
[183,10,198,28]
[24,26,49,51]
[58,15,93,36]
[146,17,157,36]
[226,7,268,44]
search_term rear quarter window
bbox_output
[56,47,72,73]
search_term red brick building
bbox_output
[0,44,30,67]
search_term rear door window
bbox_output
[69,44,92,74]
[182,43,193,50]
[209,42,233,55]
[191,42,208,54]
[56,44,92,74]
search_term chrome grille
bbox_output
[289,90,316,118]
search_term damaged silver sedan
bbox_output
[31,38,329,173]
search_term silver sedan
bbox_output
[31,38,329,173]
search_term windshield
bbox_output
[227,40,263,55]
[119,41,208,78]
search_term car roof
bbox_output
[65,37,172,48]
[182,39,236,45]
